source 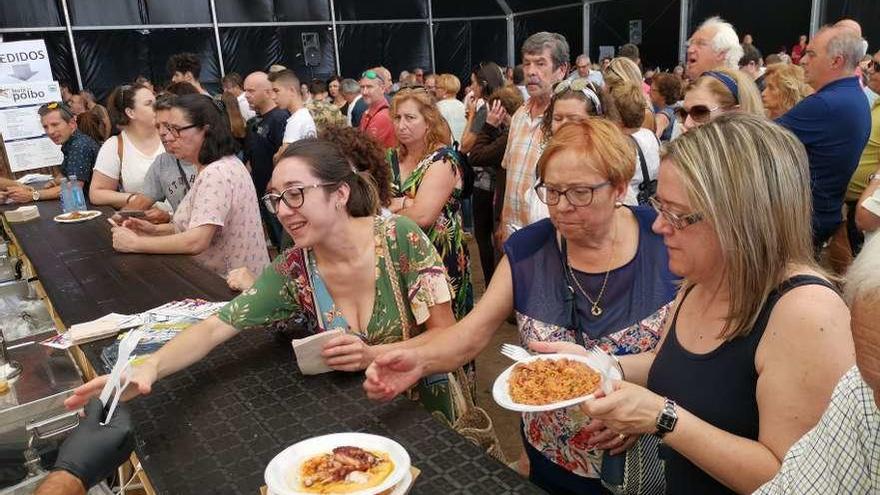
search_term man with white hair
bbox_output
[685,16,743,80]
[753,234,880,494]
[777,25,871,250]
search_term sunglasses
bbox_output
[684,104,719,124]
[361,70,385,84]
[42,101,74,119]
[553,78,604,115]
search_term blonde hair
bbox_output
[763,63,813,116]
[690,68,764,116]
[609,82,646,128]
[663,113,821,339]
[390,89,451,159]
[537,119,635,190]
[435,74,461,98]
[604,57,643,89]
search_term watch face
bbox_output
[658,414,676,431]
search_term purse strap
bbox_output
[558,237,588,348]
[175,159,191,194]
[631,136,650,192]
[380,221,412,341]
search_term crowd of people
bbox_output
[9,13,879,495]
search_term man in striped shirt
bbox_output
[498,32,569,243]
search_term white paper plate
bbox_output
[53,210,102,223]
[268,471,413,495]
[265,432,411,495]
[492,353,611,413]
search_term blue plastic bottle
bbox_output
[59,177,71,213]
[68,175,87,211]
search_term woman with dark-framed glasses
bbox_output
[69,137,464,422]
[363,119,677,494]
[108,94,268,279]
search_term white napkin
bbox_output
[292,329,344,375]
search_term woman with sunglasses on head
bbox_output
[365,119,678,494]
[67,138,464,422]
[107,94,269,280]
[564,114,851,493]
[682,68,763,131]
[604,57,656,133]
[387,88,473,321]
[90,83,164,208]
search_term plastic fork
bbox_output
[101,361,131,425]
[500,343,531,362]
[586,347,619,395]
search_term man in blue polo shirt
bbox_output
[776,25,871,250]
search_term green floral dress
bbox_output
[217,215,459,420]
[387,147,474,320]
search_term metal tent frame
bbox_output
[0,0,835,90]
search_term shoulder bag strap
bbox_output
[631,136,650,189]
[175,159,191,194]
[558,237,588,347]
[116,134,124,190]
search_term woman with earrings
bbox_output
[67,138,463,423]
[365,119,677,494]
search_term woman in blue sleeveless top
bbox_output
[363,119,677,494]
[574,114,855,493]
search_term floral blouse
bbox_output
[504,208,678,479]
[217,215,459,419]
[387,147,474,320]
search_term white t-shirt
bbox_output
[237,92,256,122]
[626,128,661,206]
[436,98,467,143]
[93,130,164,194]
[282,108,317,144]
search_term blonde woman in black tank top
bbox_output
[535,114,855,494]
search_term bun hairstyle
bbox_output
[107,82,149,128]
[278,138,380,217]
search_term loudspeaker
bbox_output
[302,32,320,67]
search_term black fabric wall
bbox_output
[824,0,880,51]
[591,0,681,69]
[515,7,583,65]
[689,0,812,58]
[434,19,507,91]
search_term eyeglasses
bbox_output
[534,182,611,207]
[158,123,199,138]
[361,70,385,83]
[648,197,703,229]
[684,104,719,124]
[870,60,880,73]
[262,183,338,214]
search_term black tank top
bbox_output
[646,275,839,494]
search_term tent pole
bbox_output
[809,0,823,37]
[59,0,83,90]
[209,0,225,77]
[329,0,341,75]
[678,0,689,66]
[494,0,514,68]
[582,2,590,59]
[427,0,436,73]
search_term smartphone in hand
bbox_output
[116,210,146,219]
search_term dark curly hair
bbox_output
[167,52,201,80]
[318,125,392,207]
[651,73,682,106]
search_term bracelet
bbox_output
[125,193,136,204]
[610,353,626,381]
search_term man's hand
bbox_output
[143,208,171,224]
[125,194,154,211]
[54,398,135,489]
[7,186,35,203]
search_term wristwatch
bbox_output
[31,189,40,201]
[655,398,678,438]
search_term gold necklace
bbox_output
[567,219,617,316]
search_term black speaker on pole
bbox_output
[302,32,320,67]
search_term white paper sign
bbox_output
[629,20,643,45]
[4,137,62,172]
[0,40,53,84]
[0,81,61,109]
[0,107,45,140]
